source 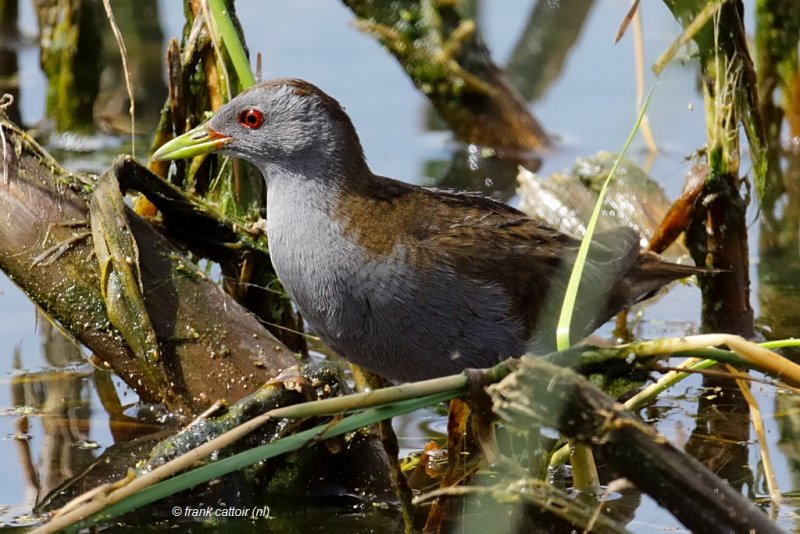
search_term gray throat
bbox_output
[262,167,362,341]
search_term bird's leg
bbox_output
[349,364,416,530]
[423,397,475,531]
[613,310,633,344]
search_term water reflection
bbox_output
[2,0,800,531]
[422,144,541,201]
[8,322,94,516]
[0,0,21,126]
[759,137,800,527]
[6,319,173,521]
[505,0,595,103]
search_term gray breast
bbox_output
[347,251,526,380]
[267,195,524,381]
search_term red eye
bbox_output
[238,108,264,129]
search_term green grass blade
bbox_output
[206,0,256,89]
[555,86,656,351]
[759,338,800,350]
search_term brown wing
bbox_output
[342,176,696,352]
[407,187,673,350]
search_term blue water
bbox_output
[2,1,796,531]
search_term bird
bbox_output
[153,78,701,382]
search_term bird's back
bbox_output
[319,175,699,379]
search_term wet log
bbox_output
[342,0,548,152]
[490,356,782,534]
[0,113,296,415]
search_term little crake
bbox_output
[154,79,700,382]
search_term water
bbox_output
[2,0,798,531]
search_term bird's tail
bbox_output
[625,251,707,306]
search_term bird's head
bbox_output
[153,79,367,180]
